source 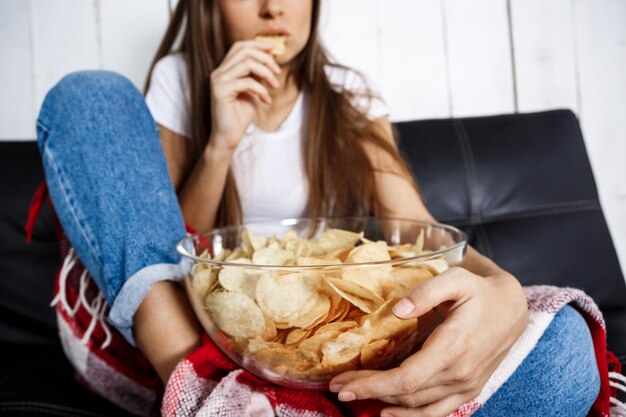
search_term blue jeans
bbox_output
[474,305,600,416]
[36,72,600,414]
[36,71,187,346]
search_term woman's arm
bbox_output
[160,40,281,232]
[133,40,282,383]
[329,116,529,416]
[159,124,234,232]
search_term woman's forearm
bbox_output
[178,141,234,232]
[461,246,512,279]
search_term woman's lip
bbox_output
[258,29,289,37]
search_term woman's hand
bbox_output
[328,267,528,417]
[209,39,281,153]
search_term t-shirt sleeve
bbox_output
[145,54,192,138]
[325,66,389,121]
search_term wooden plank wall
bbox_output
[1,0,625,274]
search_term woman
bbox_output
[36,0,601,415]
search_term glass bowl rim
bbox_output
[177,216,468,270]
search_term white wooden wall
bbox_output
[1,0,625,276]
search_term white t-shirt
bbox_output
[145,53,388,222]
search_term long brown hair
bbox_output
[145,0,416,226]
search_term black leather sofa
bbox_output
[1,109,624,416]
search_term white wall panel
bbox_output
[0,1,624,275]
[510,0,578,112]
[0,0,35,139]
[443,0,515,116]
[378,0,450,121]
[99,0,170,91]
[30,0,99,124]
[319,0,382,83]
[574,0,626,274]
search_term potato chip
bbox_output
[324,277,385,313]
[205,291,265,338]
[225,247,250,261]
[342,266,389,296]
[366,299,418,342]
[283,238,315,258]
[213,249,232,262]
[324,247,352,262]
[334,300,354,322]
[256,272,318,323]
[316,229,364,253]
[246,338,268,354]
[388,243,415,259]
[318,291,345,324]
[413,229,425,254]
[254,35,286,56]
[321,331,365,367]
[191,264,218,299]
[285,328,313,346]
[383,266,434,296]
[297,256,340,266]
[346,241,390,264]
[290,294,331,329]
[360,338,394,369]
[218,258,261,300]
[252,247,295,265]
[342,243,392,295]
[261,315,278,341]
[241,228,268,251]
[198,249,212,259]
[299,330,342,357]
[314,320,357,334]
[417,258,449,274]
[251,345,319,374]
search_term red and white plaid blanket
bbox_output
[24,185,626,417]
[49,239,625,417]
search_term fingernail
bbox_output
[329,383,343,392]
[393,298,415,317]
[338,391,356,402]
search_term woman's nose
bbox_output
[260,0,283,19]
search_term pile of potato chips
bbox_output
[190,228,450,383]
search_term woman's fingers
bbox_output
[376,384,461,408]
[213,77,271,105]
[218,57,280,89]
[380,393,479,417]
[329,369,379,392]
[220,42,281,75]
[222,39,274,63]
[335,337,451,401]
[393,267,474,320]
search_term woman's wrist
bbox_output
[204,140,236,161]
[204,129,244,160]
[486,271,529,328]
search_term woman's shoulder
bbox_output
[145,52,191,138]
[323,65,388,120]
[152,52,187,82]
[324,65,377,95]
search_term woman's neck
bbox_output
[253,68,300,132]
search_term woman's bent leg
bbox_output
[36,71,186,345]
[473,305,600,417]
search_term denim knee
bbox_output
[474,305,600,417]
[557,305,601,413]
[36,71,147,151]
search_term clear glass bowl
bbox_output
[178,217,467,389]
